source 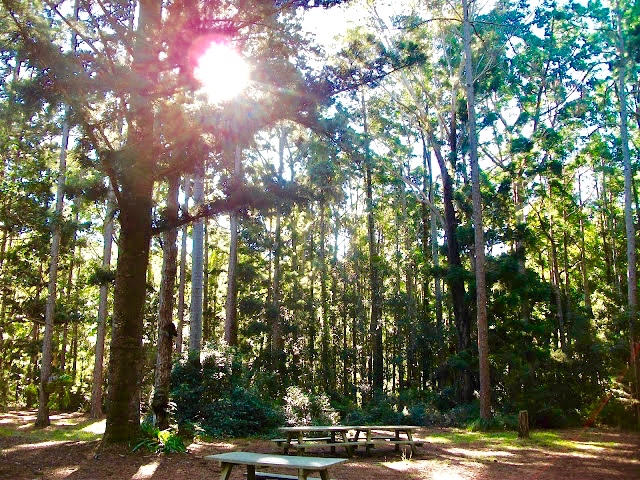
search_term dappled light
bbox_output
[81,418,106,434]
[2,440,67,455]
[444,447,514,459]
[131,459,160,479]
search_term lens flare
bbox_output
[194,43,250,102]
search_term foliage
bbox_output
[170,347,282,437]
[283,386,340,426]
[132,420,186,454]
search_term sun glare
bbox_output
[194,43,250,103]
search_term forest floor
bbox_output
[1,410,639,480]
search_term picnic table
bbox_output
[350,425,422,455]
[276,426,355,456]
[276,425,423,456]
[205,451,347,480]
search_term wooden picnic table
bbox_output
[205,451,347,480]
[350,425,422,455]
[276,425,423,456]
[277,426,354,455]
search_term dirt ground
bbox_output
[1,411,639,480]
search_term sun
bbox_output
[194,42,250,103]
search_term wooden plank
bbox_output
[206,452,347,470]
[253,473,321,480]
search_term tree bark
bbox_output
[36,104,71,428]
[103,0,161,444]
[224,145,242,346]
[189,165,205,358]
[175,175,190,355]
[272,127,287,378]
[362,92,384,398]
[90,191,114,419]
[152,174,179,430]
[617,1,639,423]
[463,0,491,421]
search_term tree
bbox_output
[152,174,179,429]
[90,189,115,419]
[616,0,639,423]
[462,0,491,421]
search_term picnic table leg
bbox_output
[284,432,294,454]
[407,430,417,455]
[245,465,256,480]
[219,462,233,480]
[319,471,330,480]
[395,430,401,452]
[330,431,336,455]
[297,432,305,455]
[297,468,310,480]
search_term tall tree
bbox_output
[189,165,205,358]
[90,189,115,419]
[152,174,179,429]
[462,0,491,421]
[616,0,639,422]
[225,145,242,346]
[36,0,79,428]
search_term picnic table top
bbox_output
[278,425,420,432]
[205,452,348,469]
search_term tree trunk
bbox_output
[577,175,593,318]
[103,0,161,444]
[152,174,179,430]
[272,127,287,379]
[430,129,473,403]
[90,189,114,418]
[225,145,242,346]
[617,1,639,423]
[189,165,204,358]
[176,174,190,355]
[463,0,491,421]
[362,92,384,397]
[36,104,71,428]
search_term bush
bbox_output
[170,346,282,438]
[133,420,186,454]
[283,386,339,426]
[199,387,282,437]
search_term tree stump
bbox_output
[518,410,529,438]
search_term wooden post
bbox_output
[518,410,529,438]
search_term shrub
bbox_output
[283,386,339,426]
[133,420,186,454]
[170,346,282,438]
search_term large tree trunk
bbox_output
[103,0,161,444]
[104,171,154,442]
[462,0,491,421]
[152,174,179,430]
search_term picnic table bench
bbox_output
[205,451,347,480]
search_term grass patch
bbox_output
[0,419,104,443]
[422,429,620,452]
